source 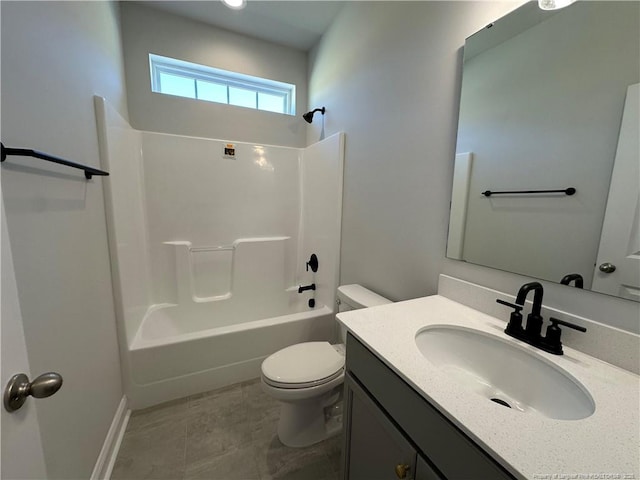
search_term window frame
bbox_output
[149,53,295,115]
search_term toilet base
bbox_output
[277,396,342,447]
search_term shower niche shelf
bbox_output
[165,236,292,305]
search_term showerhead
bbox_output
[303,107,325,123]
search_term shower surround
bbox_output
[95,97,344,408]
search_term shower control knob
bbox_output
[306,254,319,273]
[598,262,616,273]
[4,372,63,412]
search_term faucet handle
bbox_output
[306,254,318,273]
[496,299,524,336]
[549,317,587,333]
[542,317,587,355]
[496,299,523,311]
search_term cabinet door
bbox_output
[346,334,515,480]
[344,373,417,480]
[415,455,443,480]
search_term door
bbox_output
[592,84,640,300]
[1,196,47,478]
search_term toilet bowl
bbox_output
[261,284,391,447]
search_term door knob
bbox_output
[599,262,616,273]
[4,372,63,412]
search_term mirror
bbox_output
[449,1,639,301]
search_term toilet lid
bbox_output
[262,342,345,386]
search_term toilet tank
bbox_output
[337,284,391,311]
[336,285,391,342]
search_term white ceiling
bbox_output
[138,1,346,51]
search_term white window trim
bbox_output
[149,53,296,115]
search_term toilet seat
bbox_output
[263,369,344,389]
[262,342,345,389]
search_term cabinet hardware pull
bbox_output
[395,463,410,479]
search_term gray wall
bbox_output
[308,1,639,332]
[120,3,308,148]
[308,1,518,301]
[1,1,128,477]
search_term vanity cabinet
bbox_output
[345,371,442,480]
[342,334,515,480]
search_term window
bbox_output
[149,54,295,115]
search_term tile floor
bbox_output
[112,379,342,480]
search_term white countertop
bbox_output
[337,295,640,480]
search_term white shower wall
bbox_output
[299,133,345,311]
[95,97,152,345]
[96,97,344,406]
[141,133,302,306]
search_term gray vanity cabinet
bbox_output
[414,457,442,480]
[345,372,423,479]
[342,334,515,480]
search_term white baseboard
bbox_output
[91,395,130,480]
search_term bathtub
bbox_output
[127,301,335,409]
[95,96,345,409]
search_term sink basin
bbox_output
[415,325,595,420]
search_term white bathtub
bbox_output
[95,97,345,409]
[127,302,335,408]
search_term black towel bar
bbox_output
[1,142,109,180]
[482,187,576,197]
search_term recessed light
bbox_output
[222,0,247,10]
[538,0,576,10]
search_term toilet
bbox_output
[261,284,391,447]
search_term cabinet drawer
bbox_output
[346,334,515,480]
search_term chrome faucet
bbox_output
[496,282,586,355]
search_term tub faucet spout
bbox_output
[298,283,316,294]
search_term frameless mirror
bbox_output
[449,1,639,301]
